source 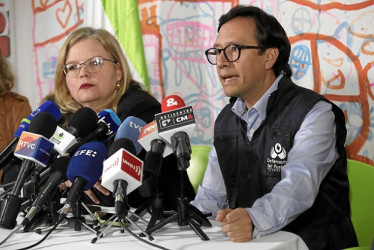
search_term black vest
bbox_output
[214,77,357,250]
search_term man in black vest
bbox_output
[191,5,357,250]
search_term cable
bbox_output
[118,218,170,250]
[16,218,63,250]
[0,186,13,199]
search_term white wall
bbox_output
[13,0,36,108]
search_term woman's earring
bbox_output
[116,82,120,90]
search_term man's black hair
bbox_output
[218,5,292,77]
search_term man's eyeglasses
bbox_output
[205,44,266,65]
[62,56,118,77]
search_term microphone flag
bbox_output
[14,131,54,167]
[102,148,143,195]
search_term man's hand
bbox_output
[216,208,254,242]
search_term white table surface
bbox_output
[0,212,309,250]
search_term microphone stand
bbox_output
[22,189,62,232]
[131,140,171,229]
[92,180,153,243]
[144,132,212,240]
[34,190,100,235]
[22,166,65,232]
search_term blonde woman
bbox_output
[54,27,195,210]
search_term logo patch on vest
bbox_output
[267,143,287,172]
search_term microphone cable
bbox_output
[15,215,65,250]
[118,218,170,250]
[0,215,64,249]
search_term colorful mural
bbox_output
[30,0,374,165]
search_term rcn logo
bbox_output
[270,143,287,160]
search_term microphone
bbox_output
[137,119,174,197]
[137,97,187,197]
[114,116,160,198]
[21,156,70,227]
[138,139,165,198]
[155,95,196,169]
[12,112,57,192]
[101,138,144,218]
[64,109,120,156]
[50,107,98,155]
[138,120,173,157]
[0,112,57,229]
[59,142,107,221]
[97,109,121,142]
[114,116,147,155]
[0,101,61,167]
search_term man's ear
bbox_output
[264,47,279,70]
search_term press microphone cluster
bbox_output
[18,107,119,227]
[0,111,58,229]
[0,104,121,230]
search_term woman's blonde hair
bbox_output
[0,54,15,96]
[54,26,143,117]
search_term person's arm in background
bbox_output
[0,93,32,187]
[11,95,33,134]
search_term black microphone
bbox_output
[155,95,195,170]
[50,107,98,156]
[0,112,57,229]
[21,156,70,227]
[138,139,166,198]
[64,109,121,156]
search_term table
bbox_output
[0,212,309,250]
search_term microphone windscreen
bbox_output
[97,109,121,142]
[67,142,107,190]
[28,112,57,138]
[114,116,146,155]
[14,101,61,138]
[161,95,185,112]
[50,156,70,177]
[109,138,136,156]
[68,107,98,138]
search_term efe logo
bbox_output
[74,149,98,158]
